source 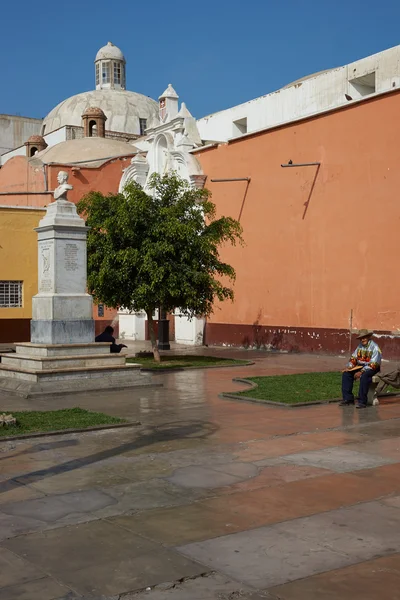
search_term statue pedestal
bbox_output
[0,342,154,398]
[31,198,94,344]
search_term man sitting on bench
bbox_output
[340,329,382,409]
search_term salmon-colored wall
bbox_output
[47,156,133,205]
[197,91,400,335]
[0,155,134,208]
[0,156,50,207]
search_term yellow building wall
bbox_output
[0,206,44,320]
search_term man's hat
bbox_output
[356,329,374,339]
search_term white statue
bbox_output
[54,171,73,202]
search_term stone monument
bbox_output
[0,172,153,397]
[31,171,95,344]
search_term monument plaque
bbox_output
[65,243,79,272]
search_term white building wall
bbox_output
[0,115,42,156]
[0,127,68,166]
[118,311,147,340]
[196,45,400,143]
[43,127,68,148]
[0,145,26,165]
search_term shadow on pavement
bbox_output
[0,420,218,494]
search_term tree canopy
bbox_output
[77,173,243,360]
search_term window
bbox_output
[30,147,38,157]
[139,118,147,136]
[113,62,121,85]
[88,120,97,137]
[102,61,111,84]
[232,117,247,138]
[95,63,100,86]
[0,281,23,308]
[348,72,376,99]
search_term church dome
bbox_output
[31,137,137,168]
[95,41,125,62]
[42,89,158,136]
[42,42,158,136]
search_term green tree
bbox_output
[77,173,243,361]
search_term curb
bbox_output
[0,420,141,442]
[136,360,255,373]
[220,377,342,408]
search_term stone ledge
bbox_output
[1,353,127,372]
[0,363,141,376]
[2,352,123,362]
[0,373,161,398]
[17,342,110,348]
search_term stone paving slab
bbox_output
[166,463,258,488]
[178,501,400,589]
[0,510,44,542]
[0,547,44,588]
[279,446,396,472]
[2,519,209,597]
[0,576,74,600]
[123,572,271,599]
[267,553,400,600]
[1,489,116,523]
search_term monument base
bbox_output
[0,342,158,398]
[30,319,95,344]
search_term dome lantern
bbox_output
[95,42,126,91]
[82,107,107,138]
[24,135,47,157]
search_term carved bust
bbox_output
[53,170,73,202]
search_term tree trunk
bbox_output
[147,311,161,362]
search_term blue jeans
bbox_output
[342,368,379,406]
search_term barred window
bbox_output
[113,62,121,84]
[0,281,23,308]
[102,61,110,84]
[139,118,147,136]
[95,63,100,86]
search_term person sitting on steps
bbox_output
[95,326,127,354]
[340,329,382,409]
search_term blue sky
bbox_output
[2,0,400,120]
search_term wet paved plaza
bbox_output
[1,349,400,599]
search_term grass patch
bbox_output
[127,354,249,370]
[0,407,125,438]
[234,371,347,404]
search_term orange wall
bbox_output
[0,156,50,207]
[47,156,133,204]
[197,91,400,333]
[0,155,133,207]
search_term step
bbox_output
[1,353,126,371]
[15,342,112,358]
[0,362,141,383]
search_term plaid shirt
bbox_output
[348,339,382,371]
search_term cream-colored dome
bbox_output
[31,137,137,168]
[42,89,158,136]
[95,41,125,62]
